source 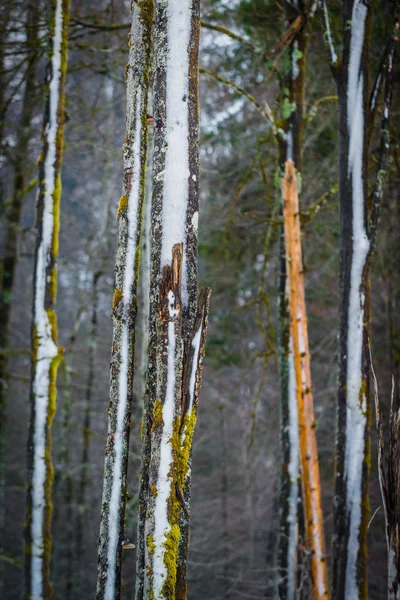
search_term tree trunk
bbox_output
[95,2,153,598]
[277,3,309,597]
[332,3,372,598]
[24,1,70,598]
[135,2,210,598]
[0,4,40,583]
[282,160,328,599]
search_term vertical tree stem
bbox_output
[24,1,70,598]
[282,160,328,599]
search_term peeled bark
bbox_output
[95,2,153,599]
[282,160,328,599]
[276,3,309,596]
[24,1,70,598]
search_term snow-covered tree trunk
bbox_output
[331,3,372,597]
[282,160,328,599]
[139,128,153,407]
[135,2,210,598]
[331,6,398,597]
[24,1,70,598]
[95,3,153,599]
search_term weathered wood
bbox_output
[282,160,328,600]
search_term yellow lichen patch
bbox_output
[49,266,58,301]
[117,194,129,217]
[46,309,58,346]
[161,523,180,598]
[159,410,198,598]
[32,326,39,363]
[147,534,155,555]
[51,173,61,259]
[178,411,197,487]
[112,289,123,310]
[152,399,164,432]
[151,484,158,497]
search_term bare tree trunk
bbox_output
[76,271,99,559]
[96,3,153,598]
[24,1,70,598]
[0,5,40,582]
[282,160,328,599]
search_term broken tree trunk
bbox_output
[276,1,311,595]
[24,1,70,598]
[282,160,328,599]
[135,1,210,598]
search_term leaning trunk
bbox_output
[24,1,70,598]
[276,3,309,596]
[282,160,328,599]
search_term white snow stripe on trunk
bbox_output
[160,2,191,307]
[30,1,63,596]
[153,290,178,597]
[104,88,143,600]
[187,323,202,415]
[344,3,369,597]
[287,341,299,600]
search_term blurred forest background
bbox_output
[1,0,400,598]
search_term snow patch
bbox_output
[322,0,338,65]
[191,211,198,233]
[153,290,178,597]
[161,3,192,307]
[292,40,300,80]
[287,341,299,600]
[344,4,369,597]
[188,324,202,414]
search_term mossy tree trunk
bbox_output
[95,2,154,599]
[135,2,210,598]
[24,1,70,598]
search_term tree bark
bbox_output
[24,1,70,598]
[135,2,210,598]
[332,3,372,598]
[95,2,153,598]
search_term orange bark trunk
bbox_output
[282,160,329,599]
